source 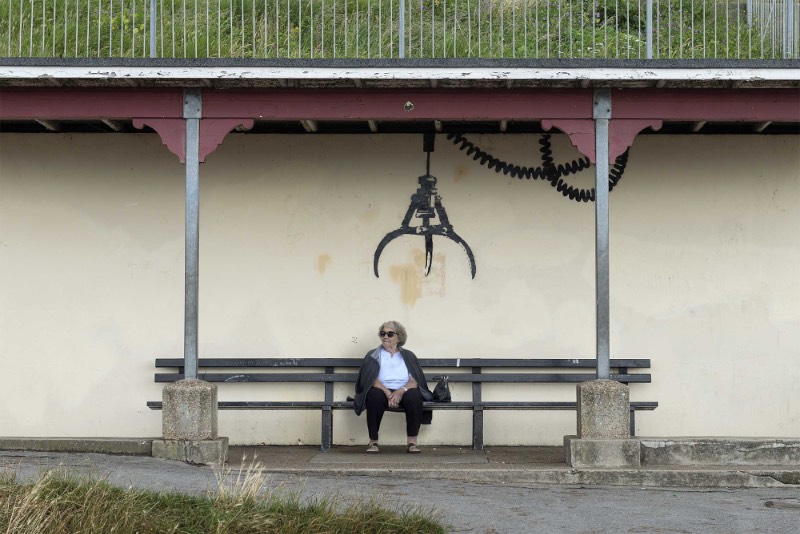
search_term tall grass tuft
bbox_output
[0,461,446,533]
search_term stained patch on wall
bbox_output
[316,253,332,274]
[389,250,446,306]
[389,263,421,307]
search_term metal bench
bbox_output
[148,357,657,451]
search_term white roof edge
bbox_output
[1,66,799,81]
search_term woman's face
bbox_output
[379,325,399,353]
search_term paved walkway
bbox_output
[2,446,799,533]
[225,445,800,488]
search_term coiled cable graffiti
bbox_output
[446,133,630,203]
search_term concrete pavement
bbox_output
[1,447,799,533]
[1,440,799,487]
[229,444,800,488]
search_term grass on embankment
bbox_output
[0,467,446,534]
[1,0,780,60]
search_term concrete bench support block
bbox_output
[577,379,630,439]
[564,435,642,468]
[565,380,639,467]
[157,379,228,465]
[162,379,218,440]
[152,437,229,466]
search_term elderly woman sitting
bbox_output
[353,321,434,453]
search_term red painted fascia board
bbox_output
[202,89,593,120]
[612,89,800,122]
[0,88,183,119]
[4,87,796,123]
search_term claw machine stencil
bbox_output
[373,133,476,279]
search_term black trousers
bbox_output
[365,386,424,441]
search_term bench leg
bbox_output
[472,370,483,450]
[473,407,484,450]
[321,374,334,452]
[629,409,635,437]
[321,407,332,452]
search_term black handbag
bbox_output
[432,376,452,402]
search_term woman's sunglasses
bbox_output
[379,331,396,338]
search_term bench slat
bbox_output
[147,400,658,411]
[154,373,359,383]
[155,372,650,383]
[446,373,651,383]
[155,357,651,369]
[420,358,651,368]
[155,358,360,368]
[147,401,331,409]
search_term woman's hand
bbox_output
[388,389,404,408]
[373,380,392,399]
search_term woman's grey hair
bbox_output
[379,320,408,347]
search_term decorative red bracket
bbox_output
[541,119,595,162]
[133,118,185,161]
[541,118,662,163]
[133,118,254,163]
[610,119,663,161]
[200,119,255,162]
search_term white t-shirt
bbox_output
[377,348,410,389]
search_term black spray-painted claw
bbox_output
[373,173,476,279]
[374,227,417,278]
[373,224,477,279]
[430,226,477,279]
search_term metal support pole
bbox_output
[399,0,406,58]
[150,0,157,58]
[183,89,202,380]
[593,89,611,380]
[786,0,796,59]
[645,0,653,59]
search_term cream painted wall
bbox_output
[1,132,798,445]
